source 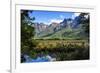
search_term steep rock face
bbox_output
[32,23,48,34]
[32,18,73,33]
[32,18,73,34]
[60,18,72,28]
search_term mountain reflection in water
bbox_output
[22,54,56,63]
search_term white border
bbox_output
[11,3,96,73]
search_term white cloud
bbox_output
[60,15,65,19]
[74,13,81,17]
[50,19,63,23]
[72,13,81,19]
[84,14,89,19]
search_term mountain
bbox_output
[72,13,89,28]
[60,18,73,28]
[32,13,89,40]
[32,23,48,34]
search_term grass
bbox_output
[34,40,89,49]
[27,39,90,61]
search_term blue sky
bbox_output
[29,10,80,25]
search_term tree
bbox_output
[21,10,35,55]
[79,13,90,37]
